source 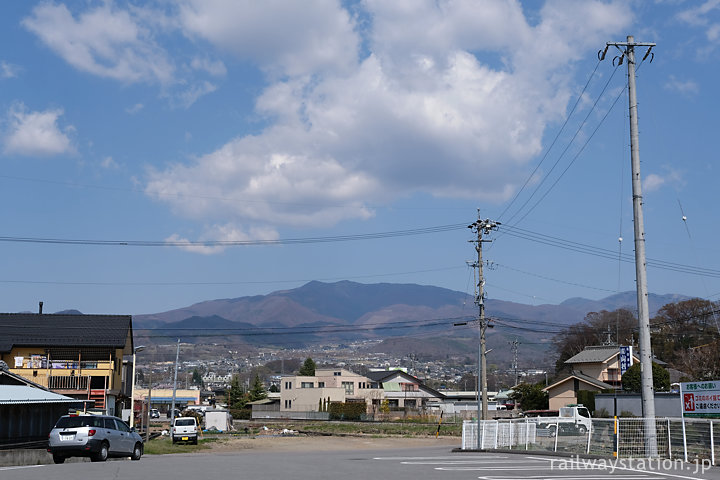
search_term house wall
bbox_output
[4,347,118,393]
[548,381,577,411]
[0,403,77,446]
[572,363,604,381]
[280,369,383,412]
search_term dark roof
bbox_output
[544,371,614,392]
[565,346,622,364]
[0,313,132,353]
[365,370,396,382]
[364,370,445,399]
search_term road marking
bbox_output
[476,476,661,480]
[0,465,45,471]
[527,456,709,480]
[373,455,509,460]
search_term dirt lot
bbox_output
[205,434,460,453]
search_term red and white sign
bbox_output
[681,381,720,416]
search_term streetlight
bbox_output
[130,345,145,428]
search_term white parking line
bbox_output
[0,465,45,471]
[476,476,662,480]
[373,455,510,460]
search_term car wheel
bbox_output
[91,442,109,462]
[131,443,142,461]
[548,426,557,437]
[578,425,587,434]
[171,436,176,444]
[52,453,65,464]
[192,437,198,445]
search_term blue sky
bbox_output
[1,0,719,316]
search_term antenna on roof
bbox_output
[39,302,43,314]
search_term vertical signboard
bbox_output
[618,346,633,375]
[680,381,720,417]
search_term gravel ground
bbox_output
[205,434,460,453]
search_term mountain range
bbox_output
[132,281,692,363]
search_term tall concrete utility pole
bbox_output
[170,339,180,425]
[468,212,499,449]
[510,338,520,386]
[601,35,657,456]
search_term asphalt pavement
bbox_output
[2,447,720,480]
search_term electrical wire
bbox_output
[0,223,467,247]
[502,63,621,226]
[497,60,603,223]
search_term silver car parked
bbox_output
[48,414,143,464]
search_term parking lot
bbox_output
[2,445,719,480]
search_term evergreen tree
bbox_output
[249,374,268,401]
[298,357,317,376]
[227,374,247,409]
[192,368,203,387]
[621,362,670,392]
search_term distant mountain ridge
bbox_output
[133,281,693,344]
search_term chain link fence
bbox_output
[462,417,720,464]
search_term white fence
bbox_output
[462,417,720,464]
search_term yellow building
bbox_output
[0,312,134,417]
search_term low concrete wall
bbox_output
[0,449,75,467]
[0,449,133,467]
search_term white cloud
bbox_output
[146,0,632,246]
[3,103,74,157]
[190,57,227,77]
[165,224,280,255]
[664,75,700,96]
[101,156,119,169]
[21,3,218,107]
[176,81,218,109]
[677,0,720,48]
[22,3,175,85]
[643,174,666,192]
[643,169,684,192]
[125,103,144,114]
[0,61,20,79]
[178,0,359,77]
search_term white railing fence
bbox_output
[462,417,720,465]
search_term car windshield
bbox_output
[175,419,195,426]
[55,416,103,428]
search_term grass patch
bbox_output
[143,436,216,455]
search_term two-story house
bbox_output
[544,345,640,410]
[280,368,382,413]
[365,369,445,413]
[0,312,134,417]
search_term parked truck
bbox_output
[525,404,592,436]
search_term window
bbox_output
[284,381,292,390]
[318,382,325,388]
[333,371,341,376]
[284,400,292,409]
[301,382,314,388]
[342,381,354,395]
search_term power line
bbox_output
[502,63,622,226]
[0,223,467,247]
[498,60,603,222]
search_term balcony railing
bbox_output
[48,375,91,391]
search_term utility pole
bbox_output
[170,339,180,425]
[601,35,657,456]
[510,338,519,386]
[468,212,500,446]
